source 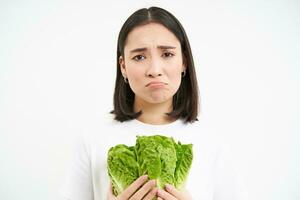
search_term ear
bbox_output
[119,56,126,76]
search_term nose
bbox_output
[146,56,163,77]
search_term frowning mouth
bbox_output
[146,81,167,87]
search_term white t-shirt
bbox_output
[60,114,248,200]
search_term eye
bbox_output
[132,55,145,61]
[162,52,175,58]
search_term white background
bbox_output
[0,0,299,199]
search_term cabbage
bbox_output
[107,135,193,196]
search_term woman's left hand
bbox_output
[156,184,193,200]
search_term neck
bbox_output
[134,97,176,125]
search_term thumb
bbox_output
[107,182,117,199]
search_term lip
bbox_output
[146,81,166,87]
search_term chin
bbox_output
[146,96,172,104]
[135,91,174,105]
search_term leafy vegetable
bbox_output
[107,135,193,196]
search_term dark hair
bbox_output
[111,6,199,123]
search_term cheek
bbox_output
[127,68,144,89]
[168,66,182,89]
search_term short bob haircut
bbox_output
[111,6,199,123]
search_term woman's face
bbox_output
[119,22,186,104]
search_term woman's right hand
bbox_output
[107,175,158,200]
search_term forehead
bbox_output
[125,23,181,50]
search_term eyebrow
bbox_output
[130,45,176,53]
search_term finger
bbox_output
[119,175,148,199]
[108,182,113,194]
[107,182,117,199]
[143,187,158,200]
[129,179,156,200]
[157,197,163,200]
[165,184,183,199]
[157,189,177,200]
[166,184,193,200]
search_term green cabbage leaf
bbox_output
[107,135,193,196]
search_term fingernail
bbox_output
[157,189,162,195]
[143,175,148,179]
[165,184,172,190]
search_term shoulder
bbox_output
[78,112,134,146]
[84,112,122,133]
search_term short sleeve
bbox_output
[213,142,249,200]
[59,135,94,200]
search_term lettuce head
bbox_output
[107,135,193,196]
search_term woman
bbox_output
[61,7,248,200]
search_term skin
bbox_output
[119,22,186,125]
[107,175,158,200]
[107,22,192,200]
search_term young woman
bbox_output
[61,7,248,200]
